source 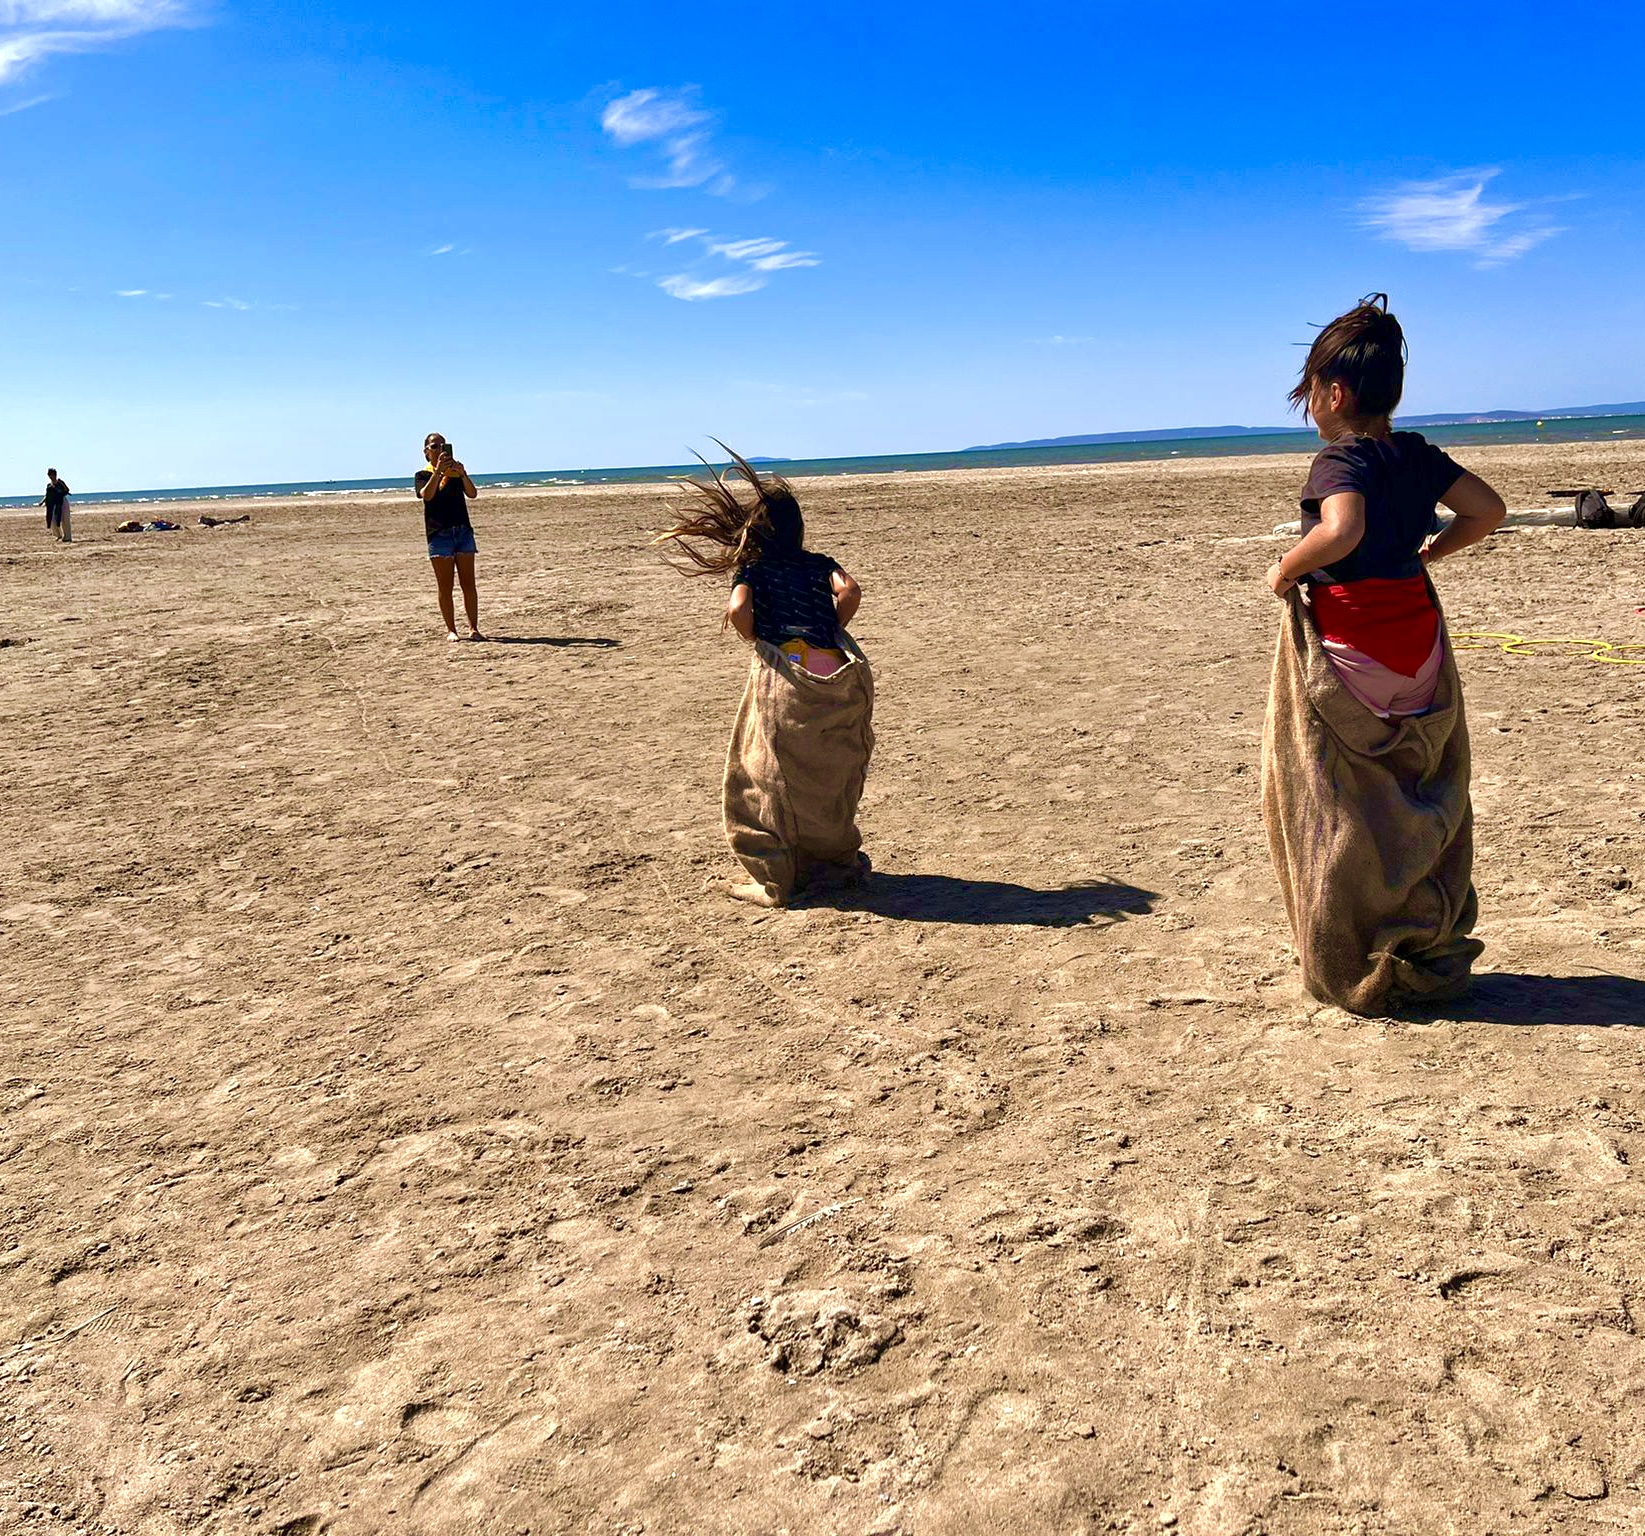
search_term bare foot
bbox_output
[467,630,486,642]
[729,880,784,908]
[446,630,461,643]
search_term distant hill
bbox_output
[1399,402,1645,426]
[964,426,1298,451]
[966,402,1645,452]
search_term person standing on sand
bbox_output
[41,469,72,543]
[1261,294,1506,1016]
[415,432,483,642]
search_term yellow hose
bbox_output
[1501,637,1611,656]
[1452,632,1645,666]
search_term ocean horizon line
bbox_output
[4,411,1643,511]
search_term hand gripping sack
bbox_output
[722,635,875,905]
[1261,588,1483,1014]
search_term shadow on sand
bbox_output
[807,873,1158,928]
[486,636,620,648]
[1415,971,1645,1028]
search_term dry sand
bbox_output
[3,442,1644,1536]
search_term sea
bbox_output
[4,413,1642,511]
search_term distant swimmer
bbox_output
[415,432,483,642]
[41,469,72,543]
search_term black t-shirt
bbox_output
[732,549,843,648]
[414,468,473,539]
[44,480,69,511]
[1299,432,1463,584]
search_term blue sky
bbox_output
[2,0,1641,492]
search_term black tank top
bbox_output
[732,550,843,648]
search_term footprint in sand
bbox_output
[910,1390,1102,1533]
[404,1410,563,1536]
[401,1401,489,1446]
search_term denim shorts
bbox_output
[427,526,478,559]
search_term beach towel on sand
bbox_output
[723,635,874,905]
[1262,587,1482,1015]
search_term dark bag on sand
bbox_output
[722,635,874,906]
[1261,588,1483,1015]
[1575,490,1615,529]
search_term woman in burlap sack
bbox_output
[655,445,874,907]
[1262,296,1506,1014]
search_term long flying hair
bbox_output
[1288,293,1408,420]
[654,441,805,576]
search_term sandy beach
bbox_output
[4,441,1645,1535]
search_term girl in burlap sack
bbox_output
[1262,296,1506,1013]
[655,446,874,907]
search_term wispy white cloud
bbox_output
[658,273,766,302]
[430,243,455,256]
[1361,170,1563,268]
[204,295,295,311]
[645,228,822,301]
[705,237,820,271]
[116,287,146,296]
[1030,334,1097,346]
[608,96,807,300]
[0,31,61,77]
[0,0,190,87]
[705,237,784,261]
[0,2,182,19]
[602,86,737,195]
[749,250,820,273]
[1482,229,1558,264]
[601,85,706,147]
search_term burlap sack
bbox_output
[722,635,875,905]
[1261,588,1482,1014]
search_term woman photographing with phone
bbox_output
[416,431,483,642]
